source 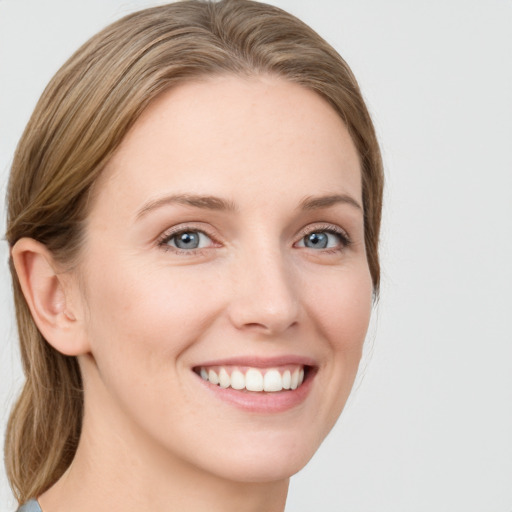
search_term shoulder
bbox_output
[17,500,42,512]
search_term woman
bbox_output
[5,1,383,510]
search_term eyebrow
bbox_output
[136,192,362,219]
[299,194,362,211]
[136,193,238,219]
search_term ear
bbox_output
[11,237,90,356]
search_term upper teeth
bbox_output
[198,366,305,392]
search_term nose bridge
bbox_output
[228,242,299,335]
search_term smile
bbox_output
[193,357,317,413]
[197,365,306,392]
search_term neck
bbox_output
[38,365,289,512]
[40,455,288,512]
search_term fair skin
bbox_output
[13,76,372,512]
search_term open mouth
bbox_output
[193,364,312,393]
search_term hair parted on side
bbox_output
[5,0,383,504]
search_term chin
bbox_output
[194,428,325,484]
[210,454,311,484]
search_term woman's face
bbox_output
[75,76,373,482]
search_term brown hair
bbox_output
[4,0,383,503]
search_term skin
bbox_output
[23,76,373,512]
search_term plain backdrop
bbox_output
[1,1,511,511]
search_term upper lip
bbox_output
[194,355,318,369]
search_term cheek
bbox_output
[79,261,222,432]
[81,260,221,374]
[307,264,373,398]
[307,264,373,353]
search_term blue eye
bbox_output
[297,229,347,250]
[164,230,212,250]
[304,232,329,248]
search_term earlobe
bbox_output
[11,237,89,356]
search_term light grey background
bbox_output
[1,1,511,510]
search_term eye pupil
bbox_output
[175,232,199,249]
[305,232,328,248]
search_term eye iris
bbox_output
[305,232,328,248]
[174,232,199,249]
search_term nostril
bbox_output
[237,319,298,336]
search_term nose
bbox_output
[227,247,300,336]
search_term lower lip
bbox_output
[195,370,315,413]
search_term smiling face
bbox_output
[74,75,373,483]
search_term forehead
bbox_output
[91,75,362,217]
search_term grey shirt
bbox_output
[17,500,42,512]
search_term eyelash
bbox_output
[157,223,351,255]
